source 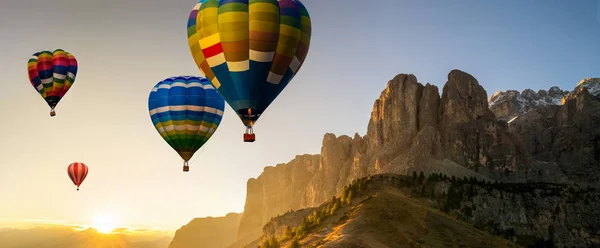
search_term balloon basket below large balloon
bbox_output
[183,161,190,172]
[50,109,56,117]
[244,133,256,142]
[244,126,256,142]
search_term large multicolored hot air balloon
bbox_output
[67,162,88,191]
[148,76,225,172]
[27,49,78,117]
[187,0,312,142]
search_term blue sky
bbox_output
[0,0,598,230]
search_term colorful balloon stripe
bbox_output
[27,49,78,109]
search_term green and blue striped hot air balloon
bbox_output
[148,76,225,172]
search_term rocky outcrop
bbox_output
[169,213,241,248]
[235,70,530,244]
[439,70,522,175]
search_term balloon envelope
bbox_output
[148,76,225,170]
[67,162,88,190]
[27,49,78,116]
[187,0,311,128]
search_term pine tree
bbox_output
[340,185,348,202]
[418,171,425,183]
[330,201,340,215]
[346,190,354,205]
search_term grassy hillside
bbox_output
[254,175,519,248]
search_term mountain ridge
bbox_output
[170,70,600,248]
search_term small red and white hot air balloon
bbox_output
[67,162,88,191]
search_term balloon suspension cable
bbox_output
[183,161,190,172]
[50,107,56,117]
[248,108,254,127]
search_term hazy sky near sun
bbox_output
[0,0,599,230]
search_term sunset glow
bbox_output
[91,214,117,234]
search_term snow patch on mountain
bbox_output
[488,87,569,121]
[488,78,599,121]
[575,78,600,98]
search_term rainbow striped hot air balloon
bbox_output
[148,76,225,172]
[187,0,312,142]
[27,49,78,117]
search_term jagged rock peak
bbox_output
[575,78,600,98]
[441,69,491,121]
[489,85,569,121]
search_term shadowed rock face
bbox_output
[510,87,600,185]
[439,70,522,175]
[229,70,600,246]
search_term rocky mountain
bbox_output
[488,77,600,122]
[252,174,600,248]
[169,212,241,248]
[174,70,599,247]
[235,70,531,245]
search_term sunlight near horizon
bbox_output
[91,214,117,234]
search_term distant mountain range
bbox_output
[0,226,172,248]
[489,78,600,122]
[170,70,600,247]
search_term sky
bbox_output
[0,0,599,231]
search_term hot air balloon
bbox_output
[67,162,88,191]
[27,49,78,117]
[187,0,312,142]
[148,76,225,172]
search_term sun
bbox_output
[91,214,117,234]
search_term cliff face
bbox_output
[236,70,531,243]
[169,213,241,248]
[510,87,600,185]
[236,155,320,244]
